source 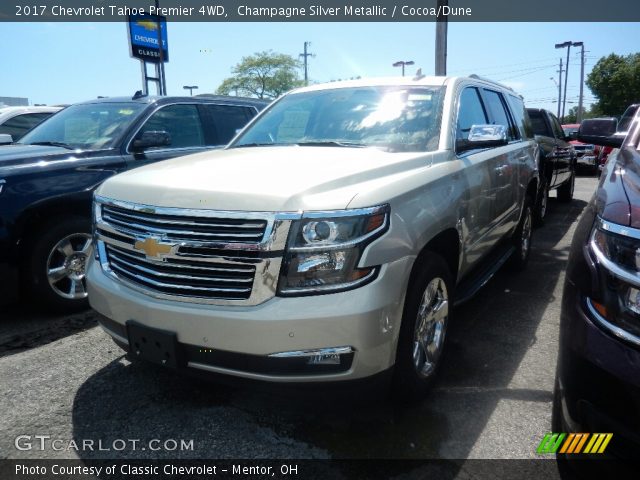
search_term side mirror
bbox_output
[577,118,622,148]
[457,124,508,153]
[132,130,171,150]
[0,134,13,145]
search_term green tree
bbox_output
[564,105,598,124]
[216,51,303,99]
[586,53,640,116]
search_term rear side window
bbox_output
[139,104,205,149]
[456,87,488,140]
[507,95,533,139]
[548,113,565,139]
[203,105,255,145]
[527,109,550,137]
[0,112,53,141]
[482,89,518,140]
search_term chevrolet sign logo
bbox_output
[134,237,174,259]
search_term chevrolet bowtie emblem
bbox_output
[134,237,174,259]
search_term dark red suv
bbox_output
[555,105,640,458]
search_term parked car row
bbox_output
[4,78,639,456]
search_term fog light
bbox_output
[307,353,341,365]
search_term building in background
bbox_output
[0,97,29,107]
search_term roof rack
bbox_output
[468,74,514,92]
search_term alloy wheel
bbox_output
[412,277,449,378]
[46,233,93,299]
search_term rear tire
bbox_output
[508,196,533,272]
[534,181,549,227]
[393,253,453,402]
[557,169,575,203]
[24,216,92,313]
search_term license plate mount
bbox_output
[127,320,181,369]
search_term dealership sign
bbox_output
[128,14,169,62]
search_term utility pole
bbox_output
[555,58,564,119]
[555,41,572,121]
[573,41,585,123]
[299,41,314,86]
[435,0,448,75]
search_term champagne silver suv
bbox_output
[87,75,539,398]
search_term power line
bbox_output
[448,56,560,75]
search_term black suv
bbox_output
[555,106,640,458]
[526,108,576,224]
[0,95,268,311]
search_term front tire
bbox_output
[393,253,453,401]
[24,216,92,313]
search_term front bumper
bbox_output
[576,154,596,167]
[87,255,413,382]
[557,284,640,458]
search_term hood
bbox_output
[97,146,432,212]
[596,147,639,227]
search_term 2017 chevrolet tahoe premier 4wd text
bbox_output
[87,76,539,398]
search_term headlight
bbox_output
[278,205,389,295]
[589,219,640,342]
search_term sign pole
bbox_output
[155,0,166,95]
[128,12,168,96]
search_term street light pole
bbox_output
[435,0,448,75]
[393,60,415,77]
[183,85,198,96]
[555,41,572,121]
[572,41,585,123]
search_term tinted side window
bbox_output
[139,104,204,149]
[205,105,254,145]
[527,109,550,137]
[456,87,488,140]
[507,95,533,139]
[0,112,53,141]
[548,113,565,139]
[483,89,517,140]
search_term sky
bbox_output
[1,21,638,115]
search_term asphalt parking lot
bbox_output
[0,175,598,463]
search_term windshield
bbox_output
[231,86,445,153]
[19,102,146,150]
[562,126,578,136]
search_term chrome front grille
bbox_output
[94,196,297,306]
[105,244,255,300]
[101,203,268,243]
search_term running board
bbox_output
[454,245,515,307]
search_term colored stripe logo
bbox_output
[537,433,612,454]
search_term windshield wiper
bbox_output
[231,142,291,148]
[296,141,367,148]
[28,141,75,150]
